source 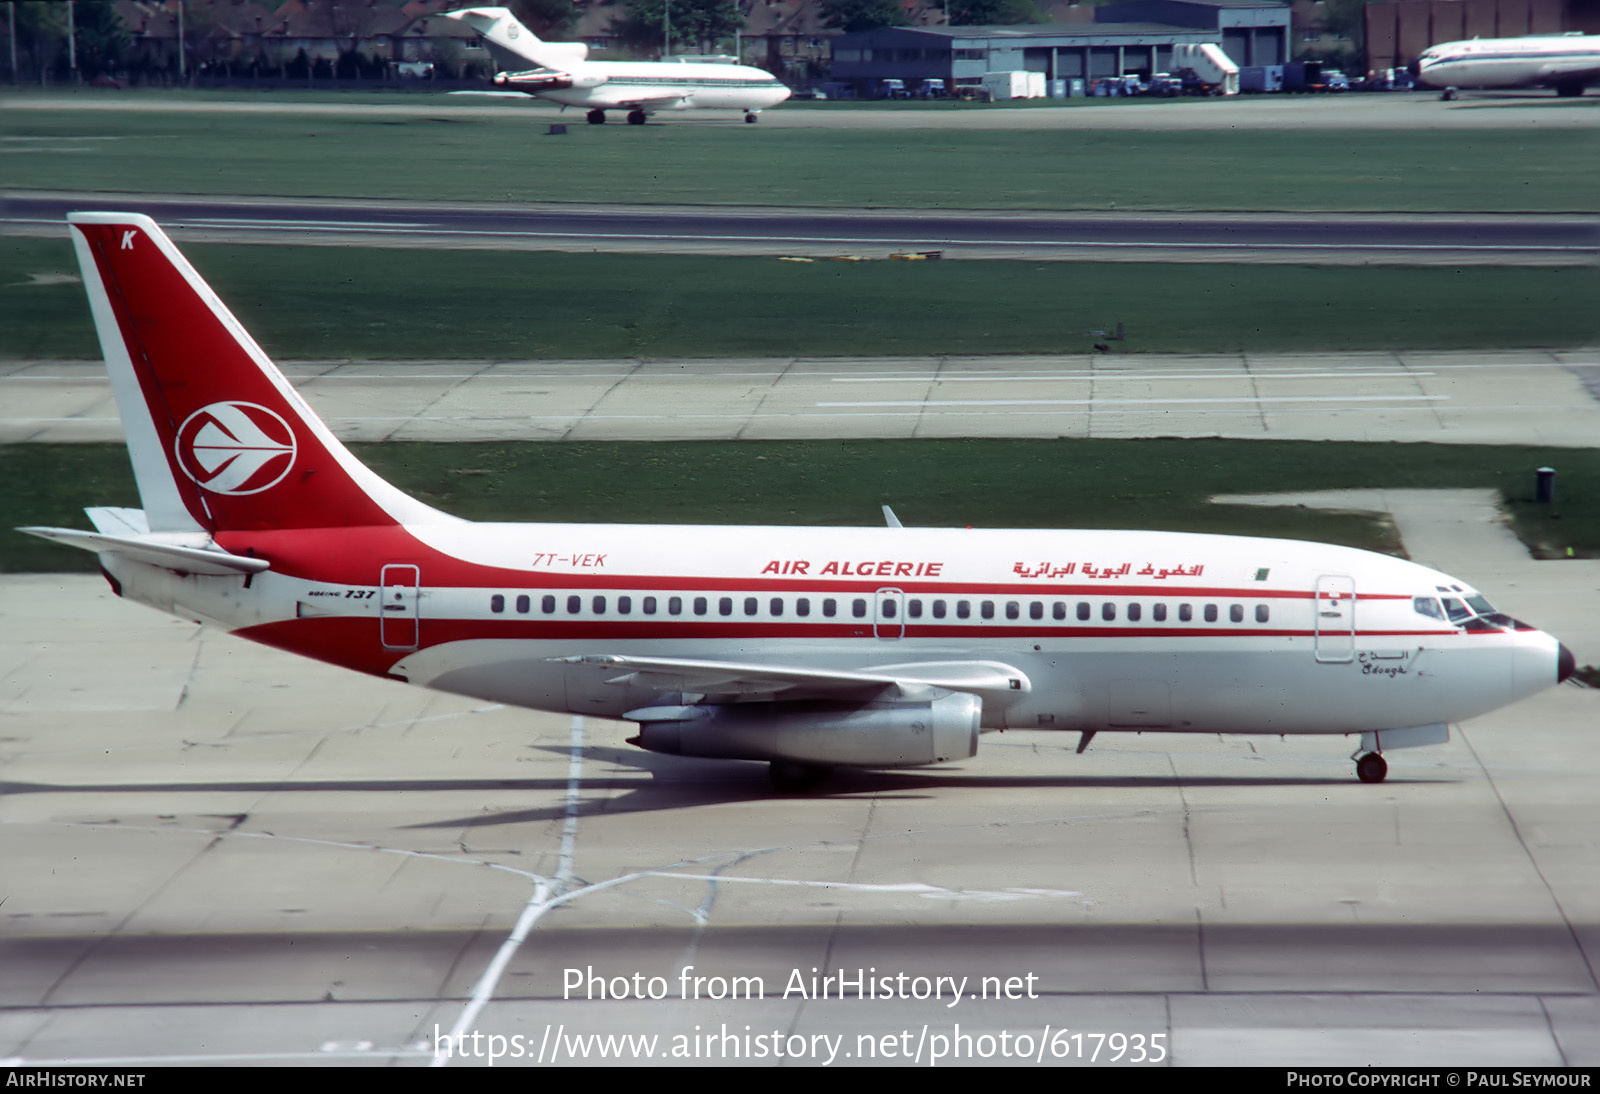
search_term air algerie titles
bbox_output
[761,559,945,577]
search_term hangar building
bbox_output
[828,0,1290,94]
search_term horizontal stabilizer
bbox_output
[17,526,270,576]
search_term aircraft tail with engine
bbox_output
[439,7,590,72]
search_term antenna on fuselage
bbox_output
[882,505,904,528]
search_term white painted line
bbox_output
[818,395,1451,408]
[431,714,586,1068]
[833,371,1431,383]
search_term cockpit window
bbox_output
[1412,596,1444,620]
[1465,595,1495,615]
[1439,597,1472,623]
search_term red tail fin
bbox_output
[70,213,440,532]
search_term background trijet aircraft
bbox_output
[1416,33,1600,99]
[22,215,1574,789]
[440,7,791,124]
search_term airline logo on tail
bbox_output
[175,401,297,495]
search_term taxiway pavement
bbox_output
[8,90,1598,130]
[8,193,1590,265]
[4,349,1596,448]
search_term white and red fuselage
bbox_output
[24,214,1573,786]
[1416,34,1600,95]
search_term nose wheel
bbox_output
[1355,752,1388,783]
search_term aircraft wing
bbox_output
[556,653,1029,701]
[596,91,693,109]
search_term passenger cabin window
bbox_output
[593,596,606,614]
[980,601,994,620]
[770,597,783,615]
[1230,604,1243,623]
[908,600,923,619]
[643,596,657,615]
[1005,601,1019,620]
[797,598,811,617]
[823,599,837,617]
[542,595,556,614]
[744,597,758,616]
[516,595,530,614]
[1077,602,1090,621]
[491,594,505,614]
[1030,601,1043,621]
[1204,604,1218,623]
[1101,602,1116,622]
[618,596,631,615]
[957,601,971,619]
[853,598,868,618]
[567,595,581,614]
[1127,603,1141,622]
[1179,604,1193,622]
[1052,602,1066,621]
[1255,604,1269,623]
[1153,603,1167,622]
[719,597,733,616]
[933,600,947,619]
[694,597,708,616]
[668,596,683,615]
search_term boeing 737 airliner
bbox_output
[440,7,791,124]
[22,215,1575,788]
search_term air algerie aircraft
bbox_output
[439,7,791,124]
[1415,32,1600,99]
[22,215,1576,789]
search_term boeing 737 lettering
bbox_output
[22,215,1575,789]
[440,7,791,124]
[1416,32,1600,99]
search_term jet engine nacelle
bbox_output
[628,693,982,768]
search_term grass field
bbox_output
[5,237,1595,359]
[7,103,1598,213]
[5,438,1596,572]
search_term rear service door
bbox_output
[380,564,420,650]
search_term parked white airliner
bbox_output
[1416,33,1600,98]
[439,7,791,124]
[22,215,1574,788]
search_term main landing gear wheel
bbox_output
[626,109,648,125]
[1440,88,1459,100]
[586,109,606,124]
[1355,752,1388,784]
[768,760,831,792]
[744,112,759,123]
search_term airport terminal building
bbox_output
[827,0,1290,94]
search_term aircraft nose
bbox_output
[1558,643,1576,684]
